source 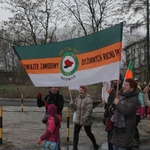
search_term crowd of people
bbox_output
[35,78,150,150]
[103,78,150,150]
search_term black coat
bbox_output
[37,91,64,116]
[104,83,123,119]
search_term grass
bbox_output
[0,84,47,98]
[0,83,102,100]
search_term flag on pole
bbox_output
[124,60,133,79]
[13,23,123,87]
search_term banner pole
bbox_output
[0,106,3,145]
[21,94,24,112]
[66,88,73,142]
[116,80,120,99]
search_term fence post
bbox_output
[21,94,24,112]
[0,106,3,145]
[66,107,70,141]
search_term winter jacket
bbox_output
[103,83,122,130]
[40,115,62,142]
[40,104,62,143]
[37,91,64,116]
[70,93,93,126]
[110,89,139,148]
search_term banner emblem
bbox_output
[61,51,79,76]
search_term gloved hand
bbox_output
[45,102,49,109]
[69,100,74,105]
[37,138,42,145]
[37,92,42,99]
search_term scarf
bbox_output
[111,95,125,128]
[80,94,87,99]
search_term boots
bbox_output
[94,144,99,150]
[133,138,140,148]
[73,146,78,150]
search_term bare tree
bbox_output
[122,0,149,81]
[60,0,124,36]
[123,0,147,32]
[1,0,67,45]
[0,28,18,72]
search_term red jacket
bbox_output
[40,114,62,143]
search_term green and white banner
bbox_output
[13,23,123,87]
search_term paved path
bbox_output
[0,106,150,150]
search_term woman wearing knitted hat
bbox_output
[37,104,62,150]
[70,85,99,150]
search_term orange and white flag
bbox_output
[13,23,123,87]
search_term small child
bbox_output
[37,104,62,150]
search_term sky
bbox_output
[0,2,146,38]
[0,4,13,21]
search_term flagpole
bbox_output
[115,67,122,99]
[66,87,73,142]
[68,89,73,102]
[115,80,120,99]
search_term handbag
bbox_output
[73,111,77,122]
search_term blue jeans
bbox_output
[44,141,58,150]
[113,145,127,150]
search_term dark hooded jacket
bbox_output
[103,82,123,126]
[37,91,64,116]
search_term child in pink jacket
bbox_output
[37,104,62,150]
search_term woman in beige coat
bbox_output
[70,86,99,150]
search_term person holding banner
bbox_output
[103,74,123,150]
[110,78,139,150]
[70,85,99,150]
[37,87,64,123]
